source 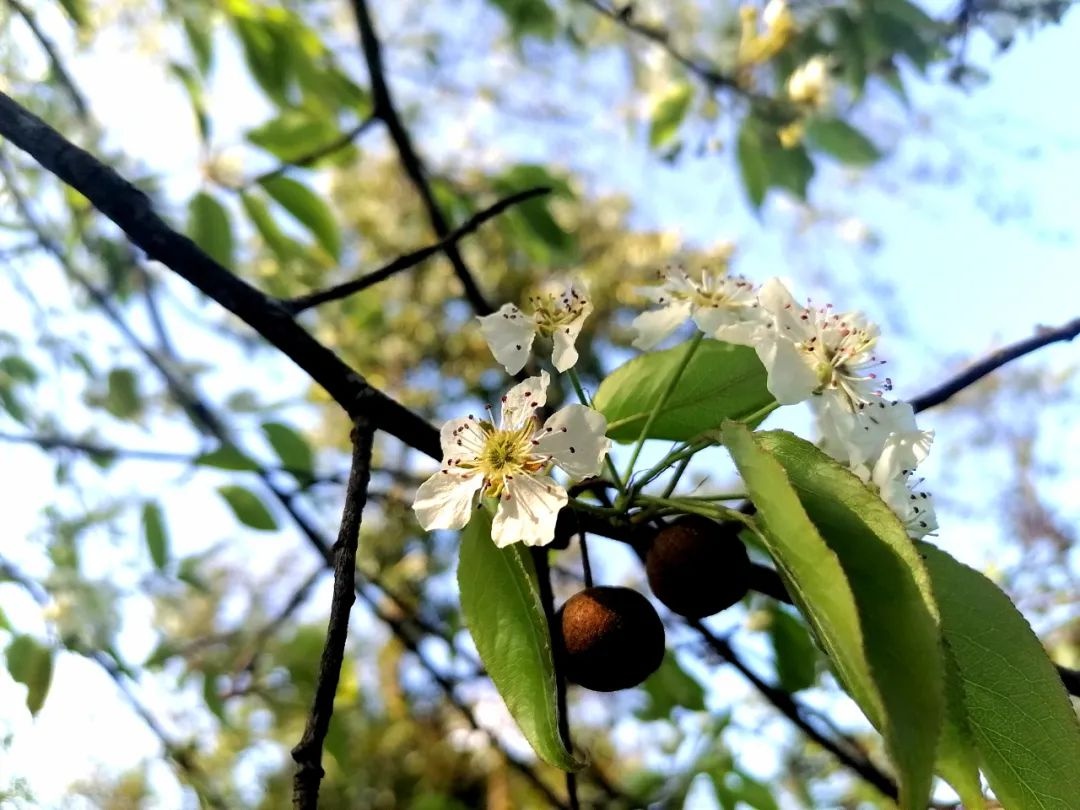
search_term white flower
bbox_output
[632,265,764,350]
[478,281,592,374]
[787,56,832,108]
[755,278,886,407]
[413,372,610,547]
[878,475,938,539]
[818,397,933,482]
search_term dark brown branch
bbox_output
[284,186,550,314]
[349,0,496,316]
[292,420,375,809]
[0,90,443,460]
[911,316,1080,413]
[246,115,378,189]
[6,0,90,120]
[689,621,900,801]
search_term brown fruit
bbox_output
[646,515,751,618]
[556,586,665,692]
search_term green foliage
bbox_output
[5,635,54,716]
[169,63,210,143]
[649,83,693,149]
[217,485,278,531]
[637,653,706,721]
[492,165,577,264]
[261,421,314,476]
[488,0,558,40]
[736,117,815,210]
[259,175,342,260]
[188,192,234,268]
[923,544,1080,809]
[767,606,818,693]
[804,117,882,165]
[247,111,341,163]
[142,502,170,571]
[595,340,774,442]
[457,508,580,771]
[195,445,261,472]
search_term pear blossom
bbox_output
[878,475,939,539]
[478,281,591,374]
[632,265,764,350]
[787,56,832,109]
[413,372,610,547]
[818,397,933,482]
[755,278,887,407]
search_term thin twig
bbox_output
[292,419,375,809]
[349,0,496,316]
[911,317,1080,413]
[246,115,378,189]
[284,186,549,314]
[6,0,90,120]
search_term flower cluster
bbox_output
[632,268,938,538]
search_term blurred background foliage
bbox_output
[0,0,1077,807]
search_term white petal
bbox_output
[755,336,818,405]
[413,469,484,531]
[440,416,487,460]
[758,277,811,339]
[551,299,592,372]
[478,304,536,374]
[500,371,549,429]
[534,404,611,478]
[632,301,694,350]
[491,474,568,547]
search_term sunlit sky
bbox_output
[1,2,1078,807]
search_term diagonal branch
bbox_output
[0,90,443,460]
[348,0,496,316]
[284,186,549,314]
[911,316,1080,413]
[292,419,375,809]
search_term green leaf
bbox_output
[57,0,89,28]
[188,192,234,268]
[183,17,214,75]
[0,606,10,632]
[594,340,774,442]
[922,544,1080,809]
[755,430,944,810]
[260,175,341,260]
[489,0,558,39]
[935,641,987,810]
[169,63,210,143]
[218,485,278,531]
[247,111,341,163]
[0,355,39,384]
[194,445,261,472]
[649,83,693,148]
[721,422,883,731]
[493,166,576,263]
[805,118,882,166]
[737,120,769,211]
[142,501,170,571]
[768,606,818,693]
[261,421,314,475]
[240,191,302,262]
[231,15,292,104]
[637,653,706,721]
[457,508,581,770]
[104,368,141,420]
[6,635,54,716]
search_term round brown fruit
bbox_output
[556,586,665,692]
[646,515,751,619]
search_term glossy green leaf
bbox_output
[142,501,170,571]
[261,421,314,475]
[260,175,341,260]
[805,117,882,166]
[767,143,814,200]
[457,508,581,770]
[195,445,261,472]
[721,422,882,730]
[649,83,693,148]
[637,653,706,721]
[768,606,818,693]
[188,192,234,268]
[240,191,302,262]
[247,111,340,162]
[218,485,278,531]
[935,641,987,810]
[922,544,1080,809]
[231,15,292,104]
[6,635,54,716]
[594,340,774,442]
[756,430,944,810]
[737,120,769,210]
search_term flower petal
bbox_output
[413,468,484,531]
[758,277,812,340]
[440,416,488,460]
[500,371,549,429]
[755,335,818,405]
[535,404,611,479]
[631,301,694,350]
[551,298,592,372]
[491,474,568,547]
[478,304,536,375]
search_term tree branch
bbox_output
[284,186,550,314]
[348,0,496,316]
[6,0,90,120]
[911,316,1080,413]
[292,419,375,809]
[0,90,443,460]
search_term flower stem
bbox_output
[622,333,704,484]
[741,399,781,427]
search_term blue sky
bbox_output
[1,2,1078,805]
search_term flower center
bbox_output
[465,421,548,497]
[530,290,587,337]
